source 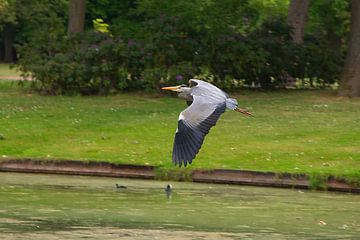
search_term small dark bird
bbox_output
[162,79,252,167]
[115,184,127,189]
[165,184,173,192]
[165,184,173,200]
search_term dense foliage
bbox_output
[3,0,349,94]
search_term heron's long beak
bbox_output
[161,85,181,92]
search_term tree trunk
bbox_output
[68,0,86,35]
[4,24,15,63]
[339,0,360,97]
[287,0,311,44]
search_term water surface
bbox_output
[0,172,359,239]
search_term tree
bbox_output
[287,0,311,44]
[68,0,86,35]
[306,0,349,52]
[3,24,15,62]
[0,0,17,62]
[339,0,360,97]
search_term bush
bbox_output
[15,15,344,95]
[17,32,149,95]
[216,18,344,89]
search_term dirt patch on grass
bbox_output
[0,227,284,240]
[0,76,24,80]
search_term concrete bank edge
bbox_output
[0,158,358,193]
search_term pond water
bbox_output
[0,172,359,239]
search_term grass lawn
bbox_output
[0,81,359,182]
[0,64,19,78]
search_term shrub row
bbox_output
[16,17,344,95]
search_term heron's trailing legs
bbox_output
[225,98,252,116]
[235,107,252,116]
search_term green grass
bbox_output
[0,81,360,182]
[0,64,19,78]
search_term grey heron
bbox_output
[162,79,251,167]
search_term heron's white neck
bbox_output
[178,87,192,101]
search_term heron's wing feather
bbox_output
[172,95,226,167]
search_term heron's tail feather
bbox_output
[226,98,238,110]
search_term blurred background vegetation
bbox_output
[0,0,352,94]
[0,1,359,182]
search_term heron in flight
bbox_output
[162,79,251,167]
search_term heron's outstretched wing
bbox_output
[172,95,226,167]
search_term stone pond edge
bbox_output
[0,158,359,193]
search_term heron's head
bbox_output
[161,84,192,101]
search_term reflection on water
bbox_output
[0,172,359,239]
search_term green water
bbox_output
[0,172,359,239]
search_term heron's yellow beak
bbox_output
[161,85,181,92]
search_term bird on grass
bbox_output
[162,79,252,167]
